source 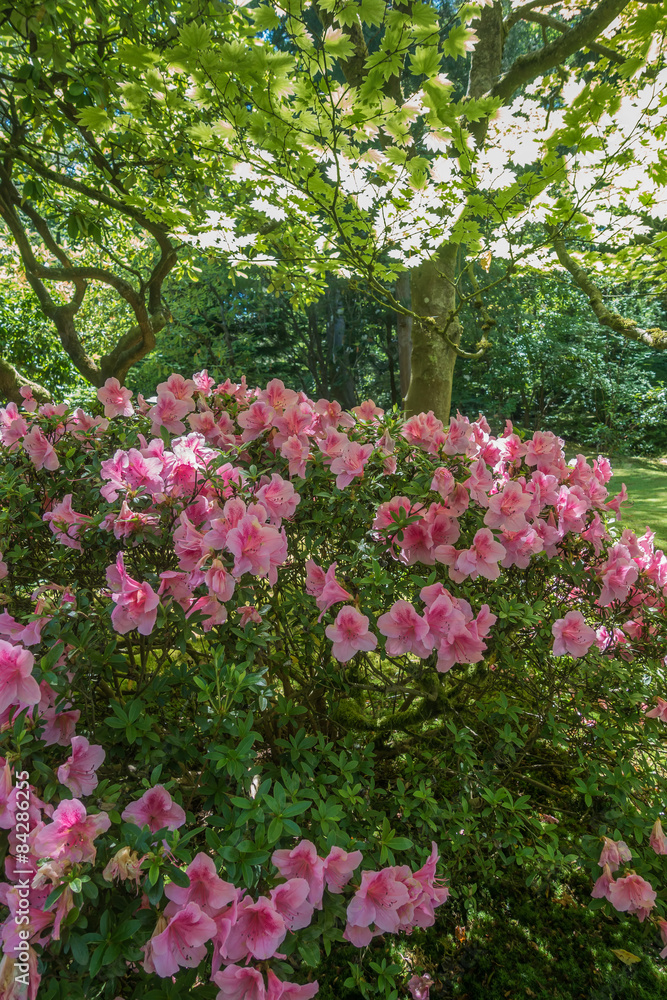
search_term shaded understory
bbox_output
[319,876,667,999]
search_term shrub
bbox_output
[0,376,666,999]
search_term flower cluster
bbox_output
[2,370,667,994]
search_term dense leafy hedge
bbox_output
[1,374,667,999]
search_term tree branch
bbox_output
[520,11,625,63]
[0,357,50,405]
[492,0,630,104]
[549,228,667,349]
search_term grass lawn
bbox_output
[607,455,667,551]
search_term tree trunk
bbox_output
[395,272,412,404]
[0,358,50,405]
[404,245,460,422]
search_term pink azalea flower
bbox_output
[238,401,276,442]
[19,385,38,412]
[237,605,263,626]
[280,434,310,478]
[40,707,80,746]
[408,974,432,1000]
[110,574,160,636]
[223,896,287,961]
[270,877,315,930]
[97,377,134,418]
[650,819,667,855]
[314,398,355,431]
[598,543,639,606]
[323,846,363,893]
[255,474,301,524]
[315,564,353,621]
[401,411,446,454]
[226,515,286,581]
[213,965,266,1000]
[330,441,374,489]
[551,611,596,658]
[266,970,320,1000]
[23,425,59,471]
[149,391,193,436]
[0,640,40,715]
[450,528,505,582]
[43,494,92,551]
[305,560,327,597]
[352,399,384,422]
[33,799,110,863]
[645,697,667,722]
[598,836,632,872]
[204,560,236,602]
[157,373,197,402]
[272,840,325,908]
[57,735,105,796]
[377,600,432,658]
[347,868,411,934]
[164,853,238,916]
[325,606,378,663]
[0,551,7,580]
[121,784,186,832]
[193,369,216,394]
[430,467,455,500]
[273,403,313,445]
[607,873,656,920]
[483,481,531,532]
[149,902,217,977]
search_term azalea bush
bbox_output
[1,372,667,1000]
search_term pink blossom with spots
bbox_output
[323,846,363,893]
[607,873,656,921]
[97,378,134,418]
[449,528,506,583]
[266,971,319,1000]
[377,600,432,658]
[401,411,446,454]
[226,515,286,581]
[121,784,186,832]
[57,736,105,796]
[330,441,374,489]
[255,474,301,524]
[0,640,40,715]
[43,494,92,551]
[213,965,266,1000]
[483,481,531,532]
[314,563,353,621]
[110,571,160,636]
[148,902,217,977]
[272,840,325,908]
[352,399,384,422]
[238,401,276,442]
[149,391,194,436]
[0,401,28,447]
[346,867,411,935]
[551,611,596,658]
[33,799,110,863]
[269,878,315,930]
[23,425,59,471]
[325,606,378,663]
[280,435,310,478]
[222,896,287,962]
[164,853,238,917]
